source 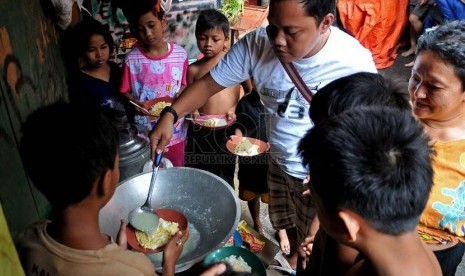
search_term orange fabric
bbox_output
[337,0,409,69]
[418,140,465,244]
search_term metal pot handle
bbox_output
[142,157,174,173]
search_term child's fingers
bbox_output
[226,112,236,121]
[180,230,189,243]
[302,189,311,197]
[174,231,186,246]
[300,235,315,256]
[169,230,188,248]
[116,219,128,249]
[200,263,227,276]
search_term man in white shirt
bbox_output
[149,0,377,270]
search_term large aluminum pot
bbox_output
[99,168,241,272]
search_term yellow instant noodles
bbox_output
[149,102,172,117]
[202,118,217,127]
[234,139,259,156]
[135,218,179,249]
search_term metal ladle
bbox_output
[128,152,163,233]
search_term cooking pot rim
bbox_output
[115,168,242,271]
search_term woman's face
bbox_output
[84,34,110,68]
[408,50,465,122]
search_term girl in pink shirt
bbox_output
[120,0,188,166]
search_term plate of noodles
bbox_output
[192,115,235,130]
[226,136,269,157]
[143,97,173,122]
[126,209,188,254]
[203,247,266,275]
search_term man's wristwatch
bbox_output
[160,106,178,124]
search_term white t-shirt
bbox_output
[211,26,377,179]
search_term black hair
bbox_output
[310,72,410,125]
[20,101,119,209]
[271,0,335,24]
[301,0,335,24]
[299,107,433,235]
[417,20,465,90]
[126,0,165,38]
[71,19,115,58]
[195,9,230,38]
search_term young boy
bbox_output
[15,102,186,276]
[150,0,377,269]
[298,107,442,276]
[233,87,269,235]
[185,9,241,186]
[299,72,410,274]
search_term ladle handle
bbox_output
[153,152,163,167]
[144,152,163,208]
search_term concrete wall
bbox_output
[0,0,68,232]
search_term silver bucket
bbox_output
[99,167,241,272]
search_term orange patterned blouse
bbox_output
[418,139,465,244]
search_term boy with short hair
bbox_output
[308,72,410,126]
[15,102,186,276]
[300,72,411,274]
[185,9,241,186]
[298,107,441,276]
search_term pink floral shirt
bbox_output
[121,43,188,145]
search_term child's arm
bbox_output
[241,79,254,96]
[234,128,243,137]
[199,263,227,276]
[177,57,189,98]
[299,215,319,269]
[186,63,200,117]
[308,215,320,237]
[187,63,198,86]
[116,220,128,250]
[120,62,146,114]
[162,231,189,276]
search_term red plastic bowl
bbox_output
[143,97,173,121]
[126,209,188,254]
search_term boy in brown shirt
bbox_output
[15,102,187,276]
